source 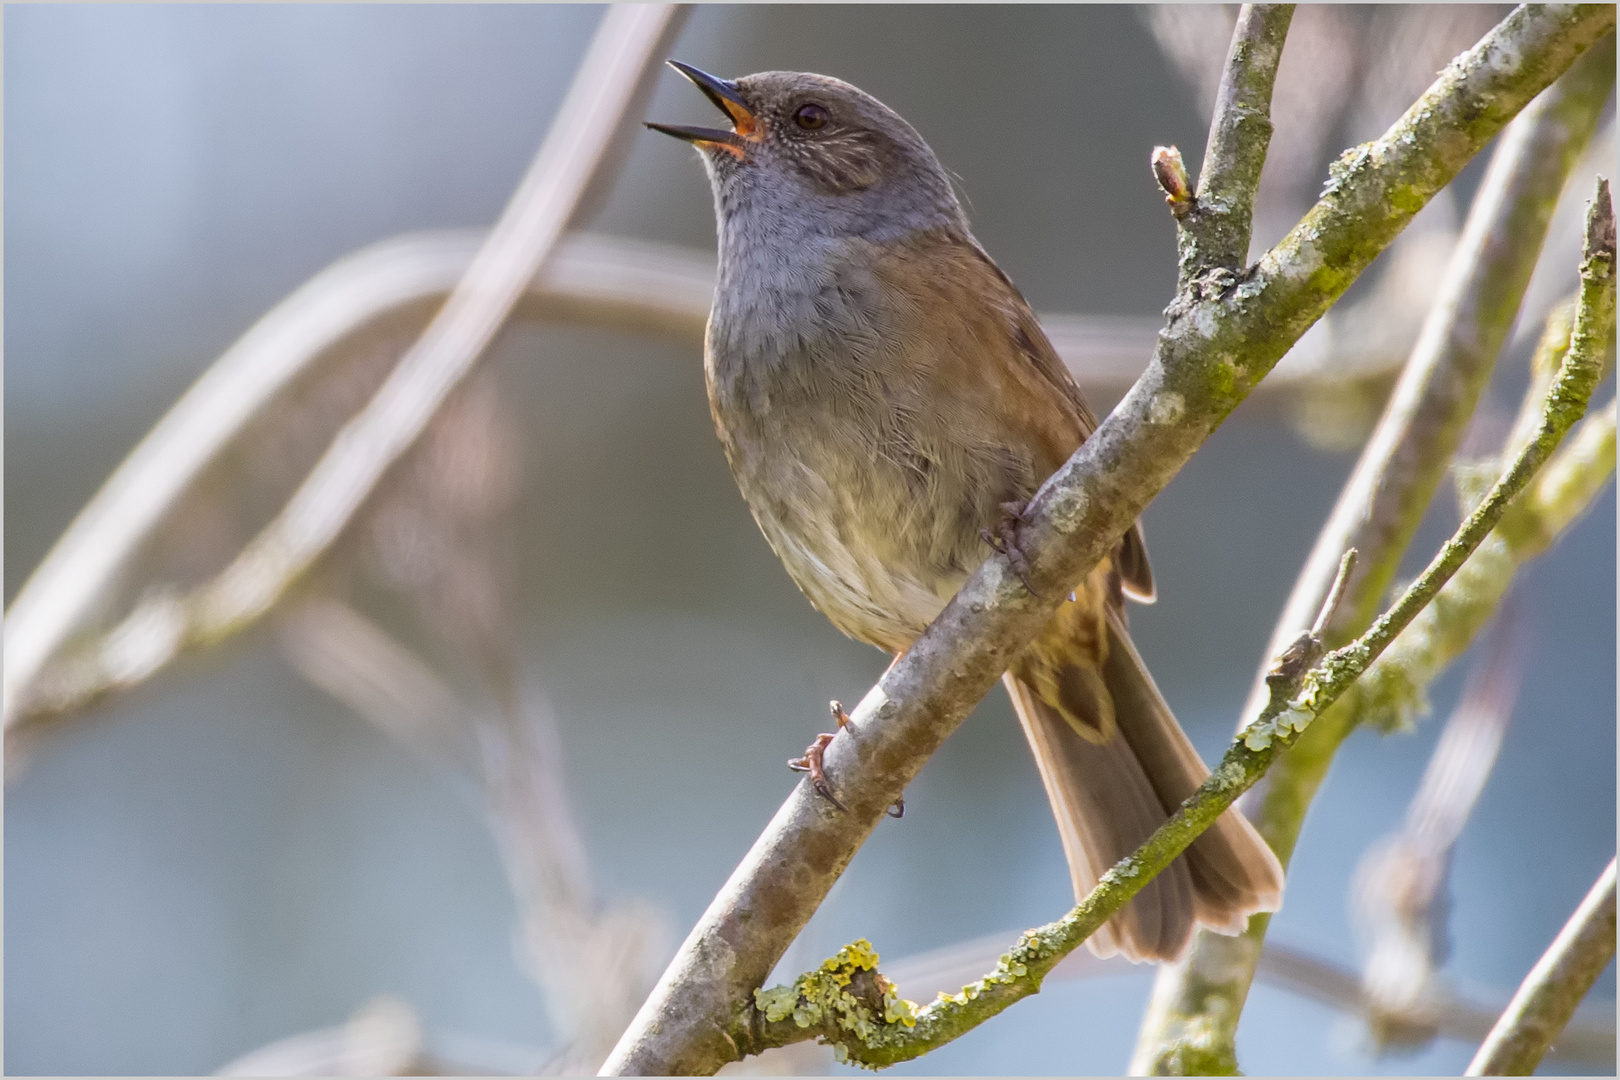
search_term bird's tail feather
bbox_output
[1005,608,1283,962]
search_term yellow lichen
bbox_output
[753,939,921,1067]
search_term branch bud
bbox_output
[1152,145,1194,219]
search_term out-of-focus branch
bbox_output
[1,228,714,750]
[1466,858,1619,1075]
[278,597,668,1072]
[1352,608,1527,1048]
[215,995,555,1076]
[217,997,433,1077]
[602,10,1615,1073]
[1133,38,1616,1074]
[2,3,687,735]
[1260,941,1615,1070]
[1176,4,1294,284]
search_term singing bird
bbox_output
[649,63,1283,961]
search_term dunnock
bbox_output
[650,63,1283,961]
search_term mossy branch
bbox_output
[725,201,1612,1066]
[1133,33,1617,1073]
[1175,3,1295,285]
[603,9,1615,1074]
[1345,392,1616,737]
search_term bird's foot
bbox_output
[787,700,903,816]
[788,732,844,810]
[787,701,853,810]
[980,501,1041,597]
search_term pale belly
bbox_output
[714,399,1000,655]
[703,242,1033,653]
[752,492,963,655]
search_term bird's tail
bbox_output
[1005,607,1284,963]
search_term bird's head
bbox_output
[648,63,964,242]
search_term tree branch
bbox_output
[1177,4,1295,284]
[871,928,1614,1069]
[1133,33,1617,1073]
[278,597,666,1071]
[601,9,1616,1074]
[729,251,1609,1062]
[1,4,689,731]
[1466,857,1619,1076]
[1342,395,1615,739]
[5,223,1387,754]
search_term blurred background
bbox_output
[5,5,1614,1075]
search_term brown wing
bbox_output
[963,239,1157,604]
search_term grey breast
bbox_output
[704,231,982,651]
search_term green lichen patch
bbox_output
[753,939,921,1069]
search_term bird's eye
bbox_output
[793,103,829,130]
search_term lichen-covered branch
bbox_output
[1466,858,1619,1075]
[1292,179,1609,729]
[603,17,1616,1067]
[1243,30,1615,729]
[1176,3,1295,284]
[870,927,1615,1068]
[732,273,1608,1062]
[1343,396,1615,737]
[1133,34,1617,1073]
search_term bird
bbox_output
[648,62,1283,962]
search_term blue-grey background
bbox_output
[6,5,1614,1075]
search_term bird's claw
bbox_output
[981,501,1041,597]
[789,703,901,815]
[789,732,845,811]
[830,700,851,729]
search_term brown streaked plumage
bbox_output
[652,64,1283,961]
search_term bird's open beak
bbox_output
[645,60,758,158]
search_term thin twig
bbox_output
[601,11,1616,1073]
[1257,942,1615,1069]
[1177,4,1295,286]
[1133,36,1617,1074]
[1466,858,1619,1075]
[1,4,687,730]
[1310,549,1357,640]
[867,931,1613,1068]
